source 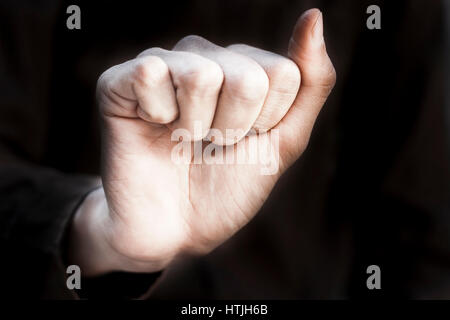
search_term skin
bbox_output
[68,9,336,276]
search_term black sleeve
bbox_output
[0,164,162,299]
[0,1,161,299]
[0,163,100,298]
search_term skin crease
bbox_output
[68,8,336,276]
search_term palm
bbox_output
[104,117,281,255]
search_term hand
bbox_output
[69,9,336,276]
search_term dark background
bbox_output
[0,0,449,298]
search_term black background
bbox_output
[0,0,449,299]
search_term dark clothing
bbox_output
[0,0,449,299]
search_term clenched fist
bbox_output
[69,9,336,275]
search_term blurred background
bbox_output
[0,0,449,298]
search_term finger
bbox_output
[277,8,336,166]
[174,35,269,145]
[138,48,223,140]
[227,44,300,132]
[97,55,179,124]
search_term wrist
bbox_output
[68,187,177,276]
[67,187,117,276]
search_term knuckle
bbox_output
[139,105,177,124]
[304,60,336,95]
[269,58,301,93]
[136,47,164,58]
[96,70,107,88]
[134,55,168,88]
[96,66,120,104]
[226,43,249,51]
[319,62,337,91]
[151,112,176,124]
[139,105,178,124]
[230,65,269,101]
[96,67,114,92]
[174,34,206,50]
[180,62,223,95]
[327,64,337,88]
